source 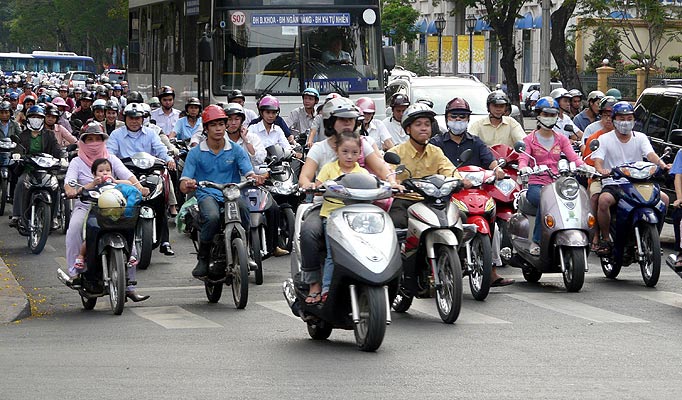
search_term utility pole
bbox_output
[539,0,551,96]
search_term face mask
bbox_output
[537,116,558,129]
[28,117,44,131]
[447,120,468,135]
[614,120,634,135]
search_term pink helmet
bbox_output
[325,92,341,102]
[355,97,376,114]
[51,96,67,108]
[258,95,280,111]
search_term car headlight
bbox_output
[461,171,485,187]
[223,186,241,201]
[494,179,516,196]
[413,181,440,198]
[557,178,580,200]
[344,212,385,234]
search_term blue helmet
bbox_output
[302,87,320,100]
[26,105,45,118]
[534,96,559,115]
[611,101,634,118]
[113,84,123,91]
[9,92,19,100]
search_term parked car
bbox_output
[634,84,682,218]
[519,82,563,116]
[101,69,126,84]
[62,71,96,90]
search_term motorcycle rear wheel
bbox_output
[353,285,387,352]
[561,246,586,292]
[250,228,263,285]
[60,195,71,235]
[107,248,126,315]
[135,218,154,270]
[29,200,51,254]
[0,178,7,216]
[81,294,97,310]
[231,237,249,309]
[468,233,492,301]
[205,280,223,303]
[278,207,295,252]
[307,320,333,340]
[435,246,463,324]
[638,223,661,287]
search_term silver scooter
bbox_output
[502,141,600,292]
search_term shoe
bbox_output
[9,217,19,228]
[248,259,258,270]
[272,246,289,257]
[51,217,60,230]
[529,243,540,256]
[160,242,175,256]
[125,291,150,302]
[192,241,211,278]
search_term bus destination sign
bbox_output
[251,13,350,26]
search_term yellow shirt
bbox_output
[316,160,368,218]
[388,141,459,200]
[468,115,526,147]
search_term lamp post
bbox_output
[435,14,446,76]
[465,14,477,76]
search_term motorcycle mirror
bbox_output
[459,148,473,164]
[67,179,79,187]
[589,140,600,152]
[513,141,526,153]
[564,124,574,133]
[497,158,506,168]
[384,152,401,165]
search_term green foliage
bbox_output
[381,0,420,45]
[665,66,680,74]
[397,51,430,77]
[585,25,621,72]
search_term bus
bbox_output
[0,51,96,75]
[127,0,388,116]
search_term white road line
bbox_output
[506,293,648,323]
[633,291,682,309]
[138,285,205,292]
[408,298,511,324]
[257,300,301,321]
[131,306,223,329]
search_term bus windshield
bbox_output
[214,8,382,97]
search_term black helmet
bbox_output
[224,103,246,122]
[228,89,245,102]
[80,91,94,101]
[127,91,144,104]
[389,93,410,108]
[105,99,120,112]
[184,97,203,113]
[22,95,36,106]
[486,92,509,106]
[158,85,175,99]
[44,104,60,117]
[95,85,109,98]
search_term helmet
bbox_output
[587,90,605,103]
[81,121,108,138]
[184,97,202,113]
[103,83,113,91]
[123,103,145,118]
[605,88,622,100]
[355,97,376,113]
[148,97,160,108]
[98,189,126,219]
[302,87,320,100]
[202,105,228,125]
[80,91,94,101]
[73,87,83,94]
[568,89,583,98]
[26,105,45,118]
[9,92,19,100]
[99,76,110,84]
[127,91,144,104]
[224,103,246,121]
[0,101,11,113]
[92,99,107,111]
[22,95,36,106]
[258,95,280,111]
[324,93,342,102]
[486,91,510,106]
[550,88,572,100]
[95,85,108,97]
[598,96,618,111]
[44,104,60,117]
[51,96,67,108]
[534,96,559,115]
[158,85,175,99]
[445,97,472,115]
[322,97,361,121]
[401,103,436,130]
[227,89,245,102]
[611,101,634,118]
[105,99,120,111]
[416,98,434,108]
[389,93,410,107]
[113,84,122,91]
[58,85,68,92]
[37,93,52,103]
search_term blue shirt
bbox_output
[572,109,598,132]
[181,139,254,202]
[671,149,682,175]
[430,131,494,168]
[173,116,203,141]
[107,126,171,162]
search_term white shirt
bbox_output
[555,114,579,138]
[582,120,608,144]
[590,130,654,186]
[243,108,258,127]
[150,107,181,135]
[382,117,407,146]
[307,138,375,175]
[247,120,291,150]
[366,119,392,146]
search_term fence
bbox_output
[608,74,638,101]
[579,73,598,94]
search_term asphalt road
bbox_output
[3,210,682,399]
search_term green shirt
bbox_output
[29,132,42,155]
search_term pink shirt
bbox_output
[51,123,77,147]
[518,130,583,186]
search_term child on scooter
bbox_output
[670,150,682,267]
[312,130,368,303]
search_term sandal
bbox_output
[674,253,682,268]
[305,292,321,305]
[590,242,600,253]
[73,257,86,272]
[595,240,613,257]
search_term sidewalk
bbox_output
[0,257,30,323]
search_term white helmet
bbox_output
[92,99,107,110]
[98,189,127,219]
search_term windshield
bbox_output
[214,8,382,97]
[411,86,490,115]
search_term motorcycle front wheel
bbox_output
[81,294,97,310]
[638,223,661,287]
[107,248,126,315]
[307,320,333,340]
[391,274,413,313]
[353,285,387,352]
[561,246,586,292]
[278,207,296,252]
[0,177,7,216]
[28,200,51,254]
[231,237,249,309]
[468,233,492,301]
[435,246,463,324]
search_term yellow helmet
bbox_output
[98,189,126,219]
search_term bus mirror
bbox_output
[383,47,396,71]
[199,33,213,62]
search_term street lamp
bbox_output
[465,14,477,76]
[434,14,446,76]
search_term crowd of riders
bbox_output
[2,67,680,304]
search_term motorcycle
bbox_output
[57,181,138,315]
[241,182,276,285]
[121,152,169,270]
[0,137,17,216]
[283,173,400,351]
[185,180,252,308]
[502,142,599,292]
[488,144,521,252]
[384,152,467,323]
[451,165,496,301]
[263,144,303,250]
[170,137,190,206]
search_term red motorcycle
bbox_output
[451,165,496,301]
[487,144,521,252]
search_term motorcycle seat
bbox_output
[518,192,538,216]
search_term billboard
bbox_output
[457,34,485,74]
[426,35,453,74]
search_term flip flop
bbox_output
[491,277,515,287]
[305,292,321,305]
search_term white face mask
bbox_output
[28,117,44,131]
[614,120,635,135]
[447,120,468,135]
[537,116,558,129]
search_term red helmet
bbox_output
[445,97,472,115]
[355,97,376,113]
[201,104,227,125]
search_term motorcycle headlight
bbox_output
[494,179,516,196]
[0,141,16,149]
[461,171,485,187]
[620,165,656,180]
[33,155,56,168]
[344,212,385,234]
[132,156,155,169]
[558,178,580,200]
[439,181,459,197]
[413,181,440,198]
[223,186,241,201]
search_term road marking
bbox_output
[408,298,511,324]
[138,285,205,292]
[506,293,648,323]
[257,300,300,321]
[633,291,682,309]
[131,306,222,329]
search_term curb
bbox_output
[0,257,31,323]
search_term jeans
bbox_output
[198,196,250,243]
[322,218,333,292]
[526,184,543,244]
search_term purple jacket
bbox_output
[518,130,583,185]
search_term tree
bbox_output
[381,0,420,45]
[550,0,583,93]
[585,25,621,73]
[398,51,430,76]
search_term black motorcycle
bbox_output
[0,137,17,216]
